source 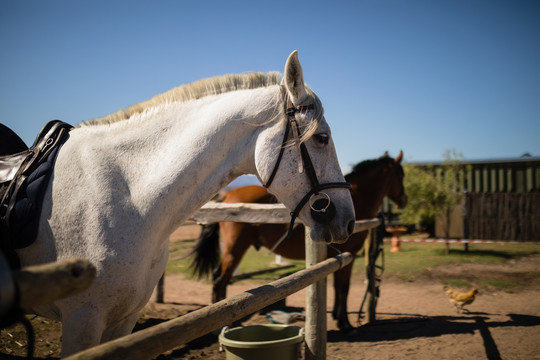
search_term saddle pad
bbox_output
[4,145,61,249]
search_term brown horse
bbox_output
[190,151,407,331]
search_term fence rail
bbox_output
[65,202,381,360]
[190,201,292,224]
[65,252,354,360]
[0,257,96,316]
[191,201,381,231]
[14,258,96,311]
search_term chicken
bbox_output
[443,286,479,313]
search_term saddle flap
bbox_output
[0,151,30,183]
[1,120,72,255]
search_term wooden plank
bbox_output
[190,202,291,224]
[354,218,381,233]
[13,258,96,311]
[304,228,327,360]
[190,202,381,234]
[230,264,295,281]
[66,252,354,360]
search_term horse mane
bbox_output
[78,72,282,127]
[347,153,396,177]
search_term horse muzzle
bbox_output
[309,192,336,224]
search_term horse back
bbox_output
[223,185,276,204]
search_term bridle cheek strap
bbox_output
[262,118,290,189]
[262,86,351,245]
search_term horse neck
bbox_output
[350,165,392,218]
[74,87,280,236]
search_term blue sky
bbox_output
[1,0,539,173]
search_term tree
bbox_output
[397,150,469,239]
[398,163,440,231]
[438,150,469,239]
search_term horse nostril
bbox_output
[347,219,355,237]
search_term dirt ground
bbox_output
[1,228,539,359]
[141,257,540,360]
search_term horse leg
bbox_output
[211,222,253,303]
[61,304,105,357]
[332,262,354,332]
[101,312,139,344]
[212,264,226,303]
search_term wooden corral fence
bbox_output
[465,192,540,241]
[65,202,381,360]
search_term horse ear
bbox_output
[395,150,403,163]
[284,50,308,105]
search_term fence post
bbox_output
[304,227,327,360]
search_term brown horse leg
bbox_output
[211,222,255,303]
[211,265,227,303]
[332,261,355,331]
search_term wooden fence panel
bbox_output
[465,193,540,241]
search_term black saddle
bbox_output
[0,124,28,156]
[0,120,72,266]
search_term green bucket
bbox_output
[219,324,304,360]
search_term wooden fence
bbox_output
[65,202,381,360]
[465,193,540,241]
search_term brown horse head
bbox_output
[387,150,407,209]
[345,151,407,219]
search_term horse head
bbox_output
[386,150,407,209]
[255,51,355,244]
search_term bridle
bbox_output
[262,86,351,241]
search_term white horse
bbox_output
[16,50,355,356]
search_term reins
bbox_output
[263,86,351,246]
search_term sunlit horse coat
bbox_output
[15,51,355,355]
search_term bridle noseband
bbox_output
[262,86,351,241]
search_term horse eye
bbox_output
[314,133,329,145]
